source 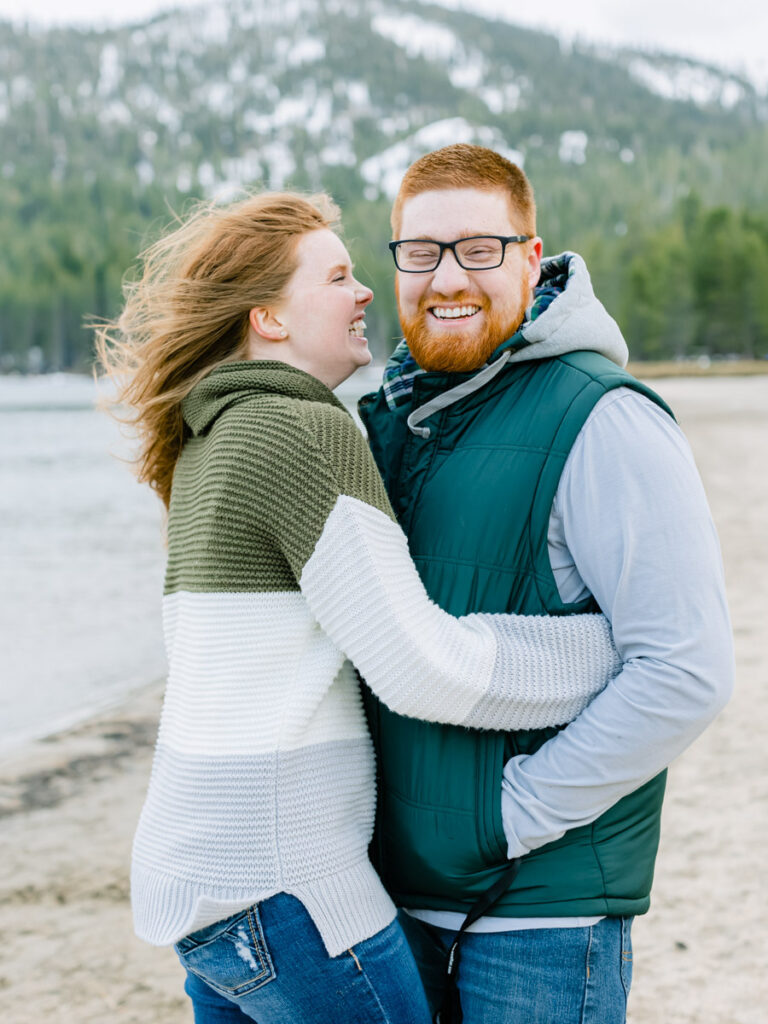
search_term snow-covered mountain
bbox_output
[1,0,763,201]
[2,0,766,369]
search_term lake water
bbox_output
[0,367,383,756]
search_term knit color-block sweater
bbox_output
[131,361,621,956]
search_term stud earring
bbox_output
[279,329,287,338]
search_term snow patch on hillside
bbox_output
[372,12,459,61]
[629,58,746,109]
[480,82,522,114]
[559,130,588,165]
[97,44,122,97]
[205,81,237,116]
[100,100,132,126]
[287,37,326,67]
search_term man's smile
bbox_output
[428,304,482,324]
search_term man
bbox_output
[358,144,733,1023]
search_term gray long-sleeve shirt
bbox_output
[501,386,734,858]
[407,385,733,934]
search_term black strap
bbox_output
[433,858,523,1024]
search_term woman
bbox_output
[96,191,620,1024]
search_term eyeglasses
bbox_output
[389,234,531,273]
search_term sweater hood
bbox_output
[182,361,345,436]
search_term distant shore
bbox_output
[1,375,765,1023]
[630,358,768,378]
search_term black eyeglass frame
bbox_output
[388,234,532,272]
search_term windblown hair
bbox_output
[390,144,536,237]
[94,191,339,509]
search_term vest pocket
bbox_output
[174,906,276,999]
[480,728,564,868]
[478,733,510,865]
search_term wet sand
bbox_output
[1,375,765,1023]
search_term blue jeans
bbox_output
[399,913,633,1024]
[174,892,432,1023]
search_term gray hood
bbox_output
[500,252,628,368]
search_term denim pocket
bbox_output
[175,906,275,998]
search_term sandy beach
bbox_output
[2,375,765,1023]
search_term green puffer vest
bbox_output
[358,350,674,918]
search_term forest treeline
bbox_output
[1,184,766,371]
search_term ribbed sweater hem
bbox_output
[132,857,397,958]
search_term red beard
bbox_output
[398,281,530,373]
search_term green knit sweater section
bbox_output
[165,361,396,595]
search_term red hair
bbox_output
[391,144,536,237]
[94,192,339,509]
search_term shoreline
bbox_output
[0,676,167,770]
[0,681,164,821]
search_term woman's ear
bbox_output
[249,307,288,341]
